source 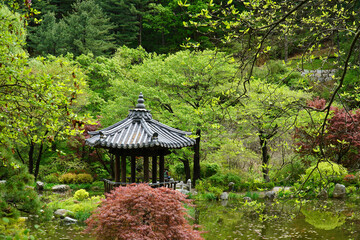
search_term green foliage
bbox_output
[201,162,220,178]
[301,161,348,186]
[75,173,93,184]
[74,189,89,201]
[29,0,115,56]
[208,172,241,190]
[47,194,103,221]
[0,217,34,240]
[271,157,306,184]
[42,173,59,183]
[59,173,77,184]
[245,192,259,200]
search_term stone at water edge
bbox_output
[332,184,346,198]
[318,189,328,199]
[220,192,229,200]
[63,217,78,224]
[265,191,276,200]
[52,184,70,192]
[36,181,44,191]
[54,209,73,218]
[243,197,252,202]
[228,182,235,192]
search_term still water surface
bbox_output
[28,199,360,239]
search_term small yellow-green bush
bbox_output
[301,161,348,185]
[74,189,89,201]
[75,173,93,184]
[59,173,77,184]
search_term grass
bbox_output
[47,194,104,222]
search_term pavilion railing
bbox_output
[102,178,178,194]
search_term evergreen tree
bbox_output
[28,12,68,55]
[101,0,149,47]
[63,0,115,56]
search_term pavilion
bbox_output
[85,93,197,192]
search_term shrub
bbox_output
[343,174,357,184]
[74,189,90,201]
[208,172,241,190]
[301,161,348,186]
[85,184,204,240]
[59,173,77,184]
[75,173,94,184]
[201,163,220,178]
[43,173,59,183]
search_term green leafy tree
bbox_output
[235,79,309,182]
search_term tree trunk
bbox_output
[34,141,44,180]
[28,142,35,175]
[284,34,288,63]
[138,15,143,46]
[259,136,270,182]
[181,159,191,182]
[193,129,201,186]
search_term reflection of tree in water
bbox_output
[301,209,346,230]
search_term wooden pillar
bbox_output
[131,156,136,183]
[159,154,165,186]
[121,155,127,183]
[193,129,201,186]
[115,154,120,182]
[144,156,149,182]
[152,156,157,184]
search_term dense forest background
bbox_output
[2,0,360,204]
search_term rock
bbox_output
[272,186,292,193]
[228,182,235,192]
[0,180,6,184]
[220,192,229,200]
[54,209,73,218]
[243,197,252,202]
[332,183,346,198]
[36,181,44,191]
[52,184,70,192]
[318,189,328,199]
[265,191,276,200]
[63,217,78,224]
[177,189,190,195]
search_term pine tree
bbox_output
[28,12,68,55]
[100,0,150,47]
[63,0,115,56]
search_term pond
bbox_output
[28,198,360,239]
[194,199,360,240]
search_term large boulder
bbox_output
[332,184,346,199]
[54,209,73,218]
[52,184,70,192]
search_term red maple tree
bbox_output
[294,98,360,169]
[85,184,204,240]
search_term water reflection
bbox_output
[194,199,360,240]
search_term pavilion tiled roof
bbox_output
[86,93,196,149]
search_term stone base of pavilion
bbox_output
[103,178,178,194]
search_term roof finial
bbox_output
[136,92,146,109]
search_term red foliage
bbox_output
[85,184,204,240]
[295,98,360,168]
[343,174,356,183]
